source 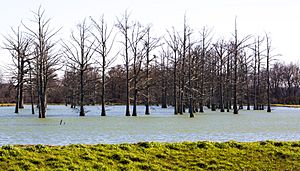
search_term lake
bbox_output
[0,105,299,145]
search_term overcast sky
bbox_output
[0,0,299,73]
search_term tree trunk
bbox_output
[29,64,35,114]
[187,36,194,118]
[18,58,25,109]
[173,51,178,115]
[101,57,106,116]
[79,69,85,116]
[220,55,225,112]
[266,35,271,112]
[253,41,257,110]
[132,88,138,116]
[125,32,130,117]
[145,32,150,115]
[15,85,19,114]
[233,20,238,114]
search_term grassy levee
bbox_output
[1,141,300,170]
[0,103,15,107]
[272,104,300,108]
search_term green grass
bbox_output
[0,103,15,107]
[1,141,300,170]
[272,104,300,108]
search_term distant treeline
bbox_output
[0,7,299,117]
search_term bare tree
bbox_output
[165,28,180,115]
[178,16,187,114]
[23,7,60,118]
[187,33,194,117]
[128,22,147,116]
[116,11,131,116]
[252,37,264,110]
[265,33,279,112]
[231,18,251,114]
[198,27,212,113]
[3,26,31,113]
[143,26,160,115]
[90,15,117,116]
[27,61,35,114]
[62,19,95,116]
[159,48,170,108]
[213,40,227,112]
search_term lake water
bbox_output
[0,105,299,145]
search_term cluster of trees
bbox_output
[1,8,299,118]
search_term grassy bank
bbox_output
[1,141,300,170]
[272,104,300,108]
[0,103,15,107]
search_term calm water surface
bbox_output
[0,105,299,145]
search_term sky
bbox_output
[0,0,299,76]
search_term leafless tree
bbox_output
[265,33,279,112]
[143,26,160,115]
[128,22,147,116]
[252,37,264,110]
[198,27,212,113]
[3,26,31,113]
[159,48,170,108]
[213,40,227,112]
[165,27,180,115]
[90,15,117,116]
[62,19,95,116]
[187,33,194,117]
[231,18,251,114]
[23,7,60,118]
[116,11,131,116]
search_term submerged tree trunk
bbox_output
[18,58,25,109]
[173,51,178,115]
[132,88,138,116]
[145,30,150,115]
[15,59,20,114]
[233,19,238,114]
[29,63,35,114]
[266,34,271,113]
[161,55,167,108]
[101,67,106,116]
[187,36,194,118]
[79,69,85,116]
[161,56,168,108]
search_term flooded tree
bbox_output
[128,22,147,116]
[198,27,212,113]
[23,7,60,118]
[143,26,160,115]
[165,27,180,115]
[213,40,227,112]
[231,19,251,114]
[116,11,131,116]
[158,48,170,109]
[90,15,117,116]
[63,19,95,116]
[3,26,31,113]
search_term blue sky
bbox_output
[0,0,299,71]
